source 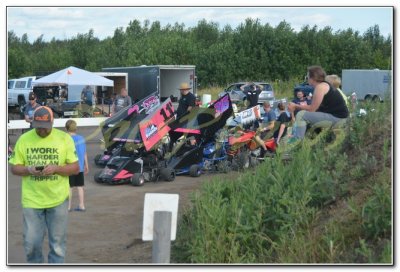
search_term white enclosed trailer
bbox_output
[102,65,197,103]
[341,69,392,101]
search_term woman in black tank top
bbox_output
[287,66,348,139]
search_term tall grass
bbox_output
[171,98,392,264]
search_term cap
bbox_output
[32,106,54,129]
[179,82,191,90]
[28,92,36,100]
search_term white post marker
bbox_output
[142,193,179,263]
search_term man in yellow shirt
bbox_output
[9,106,79,263]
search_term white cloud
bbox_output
[6,6,392,42]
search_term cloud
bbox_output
[6,6,392,42]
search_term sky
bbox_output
[6,6,393,43]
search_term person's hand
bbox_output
[27,166,42,176]
[288,102,296,112]
[84,165,89,175]
[41,165,58,176]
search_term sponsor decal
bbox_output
[214,95,230,114]
[142,95,160,113]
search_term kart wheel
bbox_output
[94,171,102,183]
[249,156,260,167]
[94,154,102,166]
[216,160,231,173]
[160,167,175,182]
[189,164,201,177]
[237,151,250,170]
[131,174,145,186]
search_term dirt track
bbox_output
[7,126,212,264]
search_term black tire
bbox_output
[189,164,201,177]
[372,95,382,102]
[216,160,231,173]
[131,174,145,186]
[94,154,102,166]
[160,167,175,182]
[237,151,250,170]
[18,96,26,109]
[249,156,260,167]
[94,171,102,183]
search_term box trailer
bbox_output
[102,65,197,103]
[341,69,392,101]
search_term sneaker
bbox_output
[73,207,86,212]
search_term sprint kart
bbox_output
[166,94,255,176]
[94,92,160,167]
[94,98,176,186]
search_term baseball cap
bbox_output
[32,106,54,129]
[28,92,36,100]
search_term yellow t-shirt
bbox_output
[9,128,78,208]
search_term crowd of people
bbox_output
[9,65,351,263]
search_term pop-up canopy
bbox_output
[32,66,113,87]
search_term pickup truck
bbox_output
[8,76,36,107]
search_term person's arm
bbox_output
[24,114,31,123]
[276,123,286,144]
[111,97,117,113]
[240,83,249,91]
[11,164,42,176]
[84,152,89,174]
[24,106,31,123]
[42,162,79,176]
[267,120,275,131]
[187,93,196,112]
[11,162,79,177]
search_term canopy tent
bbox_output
[32,66,113,87]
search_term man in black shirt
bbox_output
[176,82,196,118]
[240,82,263,108]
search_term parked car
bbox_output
[218,82,275,105]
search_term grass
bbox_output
[171,97,392,264]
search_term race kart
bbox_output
[94,98,176,186]
[165,94,236,176]
[94,92,160,167]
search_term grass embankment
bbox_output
[171,99,392,264]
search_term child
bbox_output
[65,120,88,211]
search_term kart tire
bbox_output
[238,151,250,170]
[249,156,260,167]
[94,154,102,166]
[131,174,145,186]
[189,164,201,177]
[94,171,102,183]
[217,160,231,173]
[160,167,175,182]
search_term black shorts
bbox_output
[69,172,84,187]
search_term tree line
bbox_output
[8,18,392,86]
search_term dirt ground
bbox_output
[7,125,213,264]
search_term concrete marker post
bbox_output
[152,211,172,263]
